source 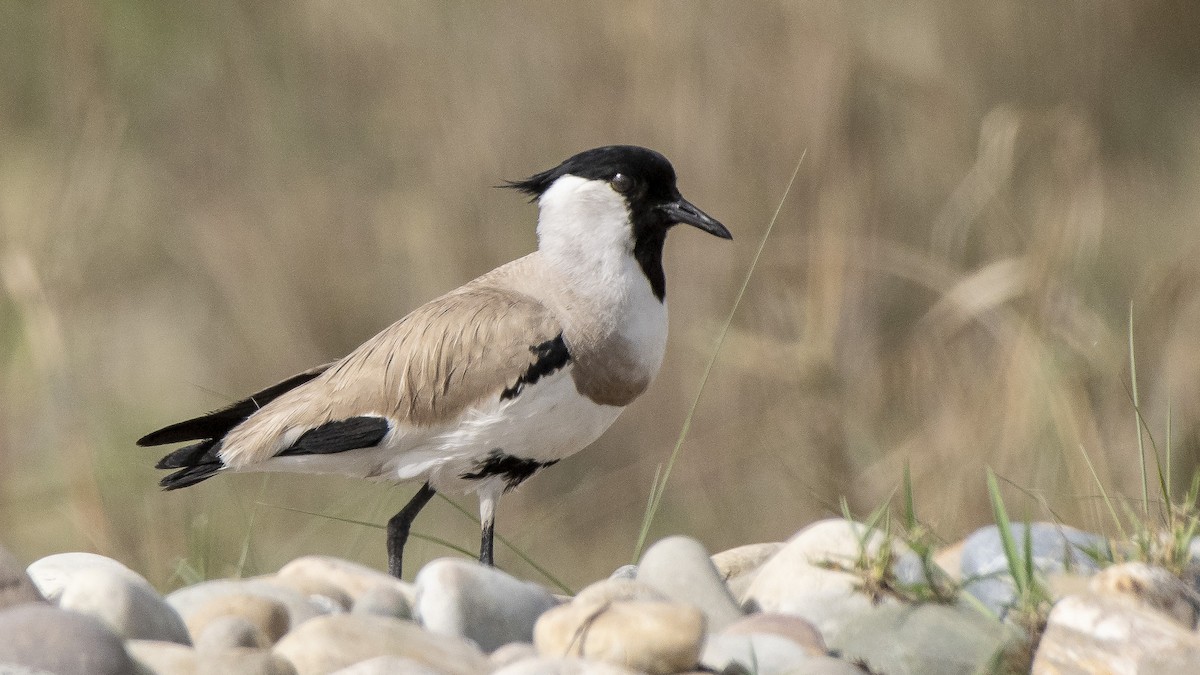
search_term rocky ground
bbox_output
[1,518,1197,674]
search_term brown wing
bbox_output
[217,286,567,467]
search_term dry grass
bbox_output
[2,1,1200,589]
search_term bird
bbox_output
[138,145,731,578]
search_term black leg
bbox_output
[387,482,436,578]
[479,518,495,566]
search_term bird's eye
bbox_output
[611,173,634,194]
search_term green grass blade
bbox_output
[1075,443,1127,542]
[632,463,664,564]
[902,462,916,531]
[1129,303,1148,515]
[633,149,807,561]
[986,468,1026,596]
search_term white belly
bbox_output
[256,367,623,494]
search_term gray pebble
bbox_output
[58,566,191,644]
[0,545,42,610]
[25,551,149,603]
[351,583,413,621]
[608,564,638,581]
[637,535,744,631]
[414,557,558,652]
[0,604,136,675]
[703,633,833,675]
[961,522,1105,616]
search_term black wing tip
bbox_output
[137,417,219,447]
[159,464,221,490]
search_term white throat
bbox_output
[533,174,668,375]
[536,175,636,289]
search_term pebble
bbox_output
[1089,561,1198,628]
[636,536,743,631]
[197,615,270,650]
[828,603,1021,675]
[413,557,558,652]
[0,604,136,675]
[573,578,669,606]
[168,579,325,631]
[25,551,151,603]
[57,566,191,644]
[351,582,413,620]
[272,613,488,675]
[0,545,43,610]
[277,555,416,605]
[489,642,540,669]
[608,565,638,581]
[722,612,827,654]
[186,592,290,646]
[710,542,783,601]
[264,574,353,613]
[127,639,297,674]
[492,656,642,674]
[741,519,917,638]
[960,522,1105,616]
[701,633,818,674]
[1032,591,1200,673]
[534,599,705,674]
[328,655,445,674]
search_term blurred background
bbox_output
[3,1,1200,590]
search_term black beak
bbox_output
[660,198,732,240]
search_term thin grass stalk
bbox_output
[632,149,807,561]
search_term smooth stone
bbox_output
[710,542,783,601]
[960,522,1105,617]
[276,556,416,605]
[0,666,58,675]
[272,613,488,675]
[492,656,641,674]
[168,579,323,630]
[0,604,136,675]
[1046,571,1092,601]
[702,633,834,675]
[197,615,268,650]
[534,600,705,674]
[351,583,413,621]
[722,613,827,655]
[328,655,444,674]
[25,552,149,603]
[186,593,290,646]
[127,640,296,675]
[829,603,1021,675]
[1089,562,1198,628]
[608,565,638,581]
[778,656,870,674]
[637,536,744,631]
[262,575,352,613]
[741,519,919,638]
[573,578,669,606]
[932,541,965,582]
[1032,592,1200,673]
[58,567,191,644]
[0,545,43,610]
[414,558,558,652]
[489,642,539,669]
